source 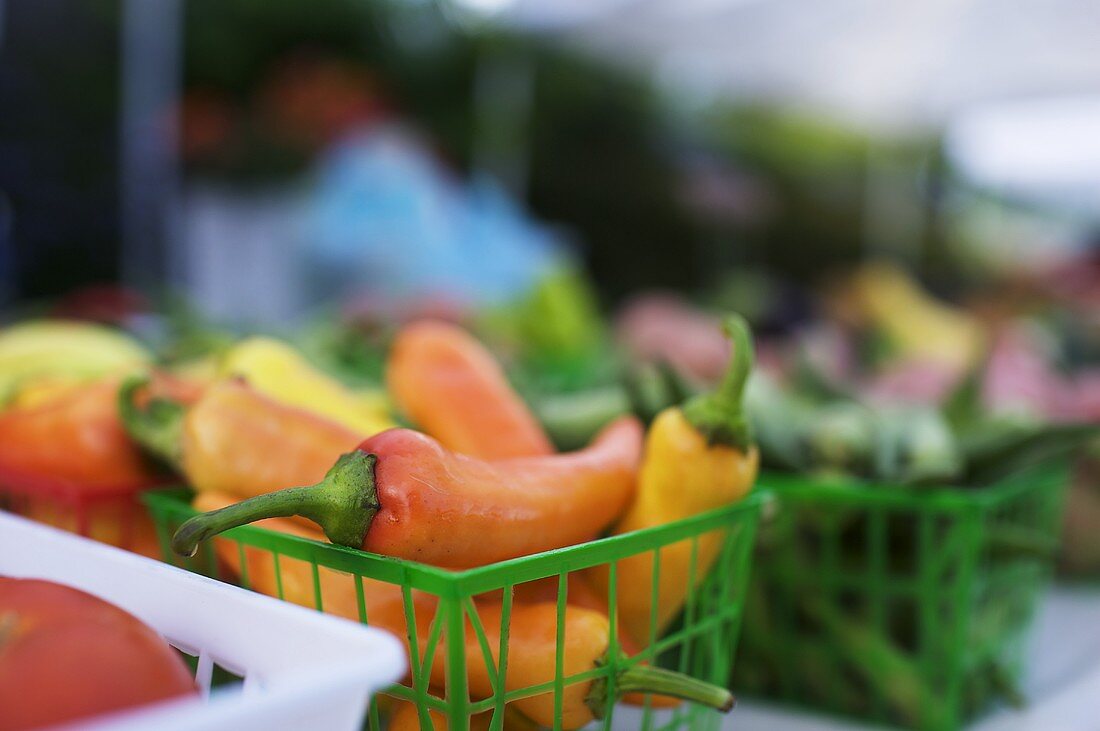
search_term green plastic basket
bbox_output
[733,464,1069,731]
[145,488,768,730]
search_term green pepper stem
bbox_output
[680,313,755,449]
[118,375,185,467]
[171,450,380,557]
[586,656,735,719]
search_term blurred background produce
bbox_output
[1,0,1099,730]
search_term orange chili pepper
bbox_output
[510,576,681,710]
[423,602,732,730]
[172,416,641,568]
[387,320,554,459]
[0,375,194,556]
[120,377,364,503]
[0,378,158,492]
[387,700,537,730]
[387,702,489,731]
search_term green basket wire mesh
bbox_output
[733,463,1069,731]
[145,488,769,730]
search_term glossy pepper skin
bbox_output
[173,416,642,568]
[387,702,498,731]
[220,336,394,436]
[0,375,197,557]
[420,603,733,730]
[0,578,196,731]
[388,695,544,730]
[389,703,546,731]
[510,576,679,709]
[387,320,554,459]
[590,315,759,645]
[0,377,158,492]
[121,377,364,503]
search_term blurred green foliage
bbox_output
[704,105,950,286]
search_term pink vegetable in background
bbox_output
[616,294,732,383]
[866,359,960,406]
[984,324,1074,421]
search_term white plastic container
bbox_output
[0,512,406,731]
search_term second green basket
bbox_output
[734,464,1068,731]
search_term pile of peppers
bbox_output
[96,314,758,729]
[0,310,759,728]
[0,321,188,557]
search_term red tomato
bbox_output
[0,578,196,730]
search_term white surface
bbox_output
[945,96,1100,217]
[719,587,1100,731]
[503,0,1100,133]
[0,512,406,731]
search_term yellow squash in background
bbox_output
[0,320,150,405]
[850,262,984,370]
[219,336,394,435]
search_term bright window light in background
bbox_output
[451,0,516,16]
[948,96,1100,190]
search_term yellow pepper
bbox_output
[218,336,394,436]
[0,320,150,405]
[589,315,759,645]
[849,262,984,370]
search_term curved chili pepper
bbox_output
[120,377,364,503]
[171,416,642,568]
[387,702,489,731]
[510,576,680,709]
[387,699,537,730]
[387,320,554,459]
[428,602,732,730]
[589,315,759,645]
[0,378,155,492]
[0,375,195,557]
[404,603,727,728]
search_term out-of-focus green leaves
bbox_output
[745,356,1096,488]
[959,421,1100,487]
[874,407,961,485]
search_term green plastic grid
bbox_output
[734,464,1069,731]
[145,488,769,730]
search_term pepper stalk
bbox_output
[118,375,186,467]
[680,314,755,449]
[171,450,380,556]
[586,655,735,718]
